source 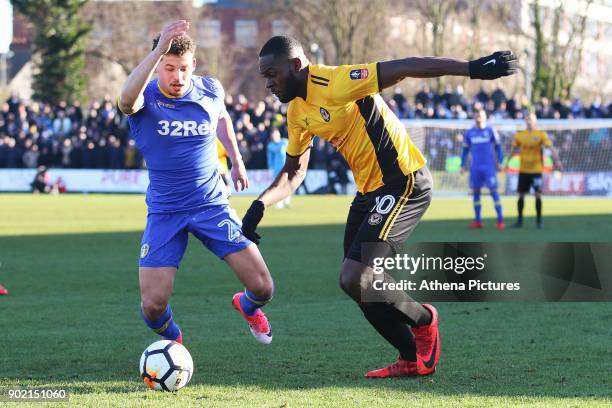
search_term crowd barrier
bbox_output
[1,168,612,196]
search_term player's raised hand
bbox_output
[469,51,518,80]
[154,20,190,56]
[231,159,249,192]
[242,200,265,245]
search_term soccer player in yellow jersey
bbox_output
[510,112,562,228]
[242,36,517,377]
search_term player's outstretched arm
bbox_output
[505,146,520,171]
[118,20,190,114]
[460,145,469,172]
[241,151,310,244]
[495,143,504,166]
[550,146,564,171]
[217,111,248,192]
[377,51,518,90]
[258,150,310,206]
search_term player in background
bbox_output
[266,128,290,208]
[217,138,231,197]
[509,112,562,228]
[460,108,505,229]
[0,284,8,295]
[242,36,517,377]
[118,20,274,346]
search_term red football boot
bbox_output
[469,220,483,229]
[412,304,440,374]
[0,285,8,295]
[232,292,273,345]
[365,357,434,378]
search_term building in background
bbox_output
[5,0,611,102]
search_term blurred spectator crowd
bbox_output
[1,85,611,170]
[0,94,135,169]
[392,84,612,121]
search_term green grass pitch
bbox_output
[0,194,611,407]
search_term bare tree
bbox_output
[82,1,199,74]
[462,0,517,59]
[530,0,593,102]
[251,0,389,66]
[81,0,200,100]
[200,36,258,98]
[415,1,457,57]
[414,0,467,91]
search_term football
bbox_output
[139,340,194,391]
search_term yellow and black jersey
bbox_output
[512,129,552,174]
[286,63,426,193]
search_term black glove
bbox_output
[469,51,518,80]
[242,200,265,245]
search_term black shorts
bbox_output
[518,173,543,193]
[344,167,433,265]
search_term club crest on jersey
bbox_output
[140,243,150,258]
[349,68,369,80]
[320,107,331,122]
[368,213,383,226]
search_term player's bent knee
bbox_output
[248,278,274,300]
[242,267,274,299]
[339,267,361,301]
[141,298,168,320]
[339,273,350,294]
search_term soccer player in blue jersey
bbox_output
[461,109,505,229]
[118,20,274,345]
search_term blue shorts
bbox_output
[139,204,252,268]
[470,168,498,190]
